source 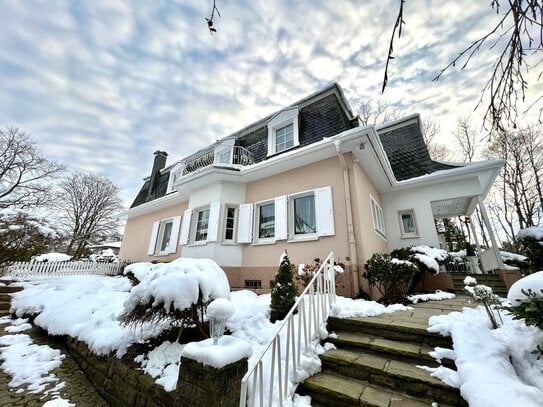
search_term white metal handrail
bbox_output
[239,252,336,407]
[4,261,123,279]
[181,145,254,176]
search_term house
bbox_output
[119,83,505,297]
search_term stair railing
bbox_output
[239,251,337,407]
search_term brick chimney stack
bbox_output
[147,150,168,199]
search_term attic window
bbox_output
[166,163,185,193]
[267,107,300,156]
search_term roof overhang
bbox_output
[121,191,186,219]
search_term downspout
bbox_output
[334,140,360,297]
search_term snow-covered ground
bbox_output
[5,264,543,407]
[0,316,72,405]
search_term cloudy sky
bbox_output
[0,0,541,206]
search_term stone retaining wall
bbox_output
[62,336,247,407]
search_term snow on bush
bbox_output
[411,245,449,262]
[34,253,71,262]
[123,262,156,283]
[122,258,230,316]
[518,226,543,240]
[463,276,477,286]
[427,307,543,406]
[507,271,543,305]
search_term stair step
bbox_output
[0,294,12,302]
[0,302,10,311]
[328,316,452,349]
[299,372,446,407]
[321,348,465,406]
[0,286,23,294]
[328,331,455,369]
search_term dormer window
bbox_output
[166,162,185,194]
[214,138,235,166]
[267,107,299,156]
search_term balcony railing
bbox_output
[180,145,254,177]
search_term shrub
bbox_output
[270,251,298,323]
[364,253,418,305]
[506,288,543,330]
[517,226,543,273]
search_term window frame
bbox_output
[267,107,300,156]
[223,205,238,242]
[193,208,210,243]
[254,200,275,244]
[288,191,318,241]
[370,195,387,240]
[398,209,419,238]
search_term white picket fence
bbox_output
[4,261,124,279]
[239,251,337,407]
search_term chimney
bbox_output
[147,150,168,198]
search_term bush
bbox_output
[270,251,298,323]
[506,288,543,330]
[364,253,418,305]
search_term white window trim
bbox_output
[370,194,387,240]
[267,107,300,156]
[253,199,276,245]
[288,191,318,242]
[398,209,419,238]
[191,207,211,245]
[166,163,185,194]
[222,204,238,243]
[149,216,181,256]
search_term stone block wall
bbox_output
[62,336,247,407]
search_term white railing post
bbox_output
[239,251,336,406]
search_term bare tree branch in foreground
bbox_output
[383,1,543,133]
[0,126,64,209]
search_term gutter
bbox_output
[334,139,360,297]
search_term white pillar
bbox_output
[476,195,505,270]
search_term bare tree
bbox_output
[384,1,543,133]
[0,126,64,209]
[453,117,479,162]
[56,173,124,259]
[421,117,452,161]
[354,97,401,126]
[486,126,543,246]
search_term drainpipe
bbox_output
[334,140,360,297]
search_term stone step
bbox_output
[298,371,449,407]
[0,293,12,302]
[320,348,466,406]
[0,285,23,294]
[0,302,10,311]
[328,316,452,349]
[327,331,455,370]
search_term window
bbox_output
[370,195,386,238]
[267,107,299,156]
[148,216,181,256]
[214,139,235,166]
[399,209,418,237]
[195,209,210,241]
[166,163,185,193]
[257,202,275,239]
[217,149,232,165]
[293,194,316,235]
[224,206,237,241]
[275,124,294,153]
[245,280,262,289]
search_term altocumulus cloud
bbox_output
[0,0,537,204]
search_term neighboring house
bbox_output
[119,83,504,297]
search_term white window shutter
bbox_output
[166,216,181,254]
[207,201,221,242]
[180,209,193,245]
[274,195,287,240]
[237,203,254,243]
[147,221,160,255]
[316,186,335,236]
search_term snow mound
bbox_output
[507,271,543,305]
[408,290,455,304]
[123,258,230,315]
[182,336,252,368]
[518,226,543,240]
[207,298,235,320]
[330,296,411,318]
[123,262,156,282]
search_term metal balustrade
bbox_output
[180,146,254,177]
[239,252,336,407]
